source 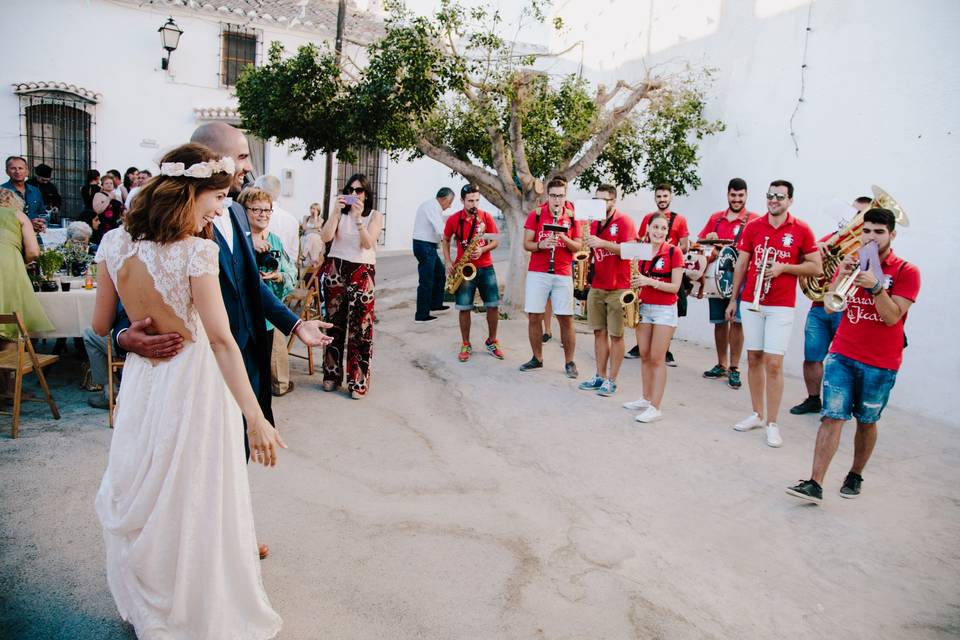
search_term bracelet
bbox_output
[869,281,884,296]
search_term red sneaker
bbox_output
[458,342,472,362]
[485,338,504,360]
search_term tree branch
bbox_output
[509,76,534,193]
[416,136,505,208]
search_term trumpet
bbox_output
[621,259,641,328]
[823,267,860,312]
[573,220,591,293]
[748,237,777,312]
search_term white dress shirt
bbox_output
[213,202,235,253]
[268,204,300,263]
[412,198,446,243]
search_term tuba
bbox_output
[800,185,908,301]
[444,233,481,294]
[620,259,641,328]
[573,220,591,294]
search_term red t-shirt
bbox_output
[637,211,689,246]
[443,209,498,269]
[697,209,759,241]
[638,242,684,305]
[829,250,920,371]
[737,213,818,308]
[525,202,580,276]
[589,211,637,290]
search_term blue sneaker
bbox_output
[597,379,617,396]
[578,374,604,390]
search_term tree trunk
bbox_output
[500,198,540,315]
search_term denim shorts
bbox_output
[822,353,897,424]
[708,297,741,324]
[640,303,678,327]
[454,266,500,310]
[803,305,842,362]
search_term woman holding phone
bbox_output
[622,213,684,423]
[320,173,384,398]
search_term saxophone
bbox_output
[620,259,641,329]
[573,220,590,294]
[444,232,481,294]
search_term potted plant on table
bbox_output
[59,242,91,277]
[36,248,65,292]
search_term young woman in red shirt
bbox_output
[622,213,684,423]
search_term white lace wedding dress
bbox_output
[94,228,282,640]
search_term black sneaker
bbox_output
[666,351,677,367]
[790,396,822,415]
[519,357,543,372]
[564,361,579,378]
[414,315,438,323]
[703,364,727,379]
[727,368,742,389]
[840,472,863,499]
[624,345,640,359]
[542,333,552,343]
[431,305,451,312]
[786,479,823,504]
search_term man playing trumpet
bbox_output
[726,180,821,447]
[787,208,920,503]
[442,184,503,363]
[577,184,636,396]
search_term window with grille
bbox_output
[18,91,95,220]
[337,147,388,246]
[220,24,259,86]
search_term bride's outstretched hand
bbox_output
[248,415,287,467]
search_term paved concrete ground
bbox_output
[1,258,958,639]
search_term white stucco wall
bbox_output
[548,0,959,423]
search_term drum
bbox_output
[686,242,737,299]
[715,245,738,299]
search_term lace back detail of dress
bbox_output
[95,228,220,341]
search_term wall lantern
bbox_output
[158,17,184,70]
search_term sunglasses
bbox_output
[347,187,366,194]
[766,192,788,201]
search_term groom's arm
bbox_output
[260,281,299,335]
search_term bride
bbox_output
[92,143,284,639]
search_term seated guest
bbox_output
[238,187,298,397]
[300,202,326,268]
[26,163,62,211]
[66,221,94,252]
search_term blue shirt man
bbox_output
[3,156,47,222]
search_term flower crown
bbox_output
[159,156,236,179]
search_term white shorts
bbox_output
[741,305,795,355]
[524,271,575,315]
[640,303,678,327]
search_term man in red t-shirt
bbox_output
[787,208,920,504]
[519,177,581,377]
[629,183,689,366]
[576,184,636,396]
[441,184,503,363]
[726,179,822,448]
[698,177,759,390]
[790,195,873,415]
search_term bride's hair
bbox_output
[124,143,233,244]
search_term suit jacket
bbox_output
[112,202,299,424]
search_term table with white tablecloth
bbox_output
[35,286,97,338]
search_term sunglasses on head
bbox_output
[766,192,788,201]
[347,187,365,194]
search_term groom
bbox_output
[115,122,330,447]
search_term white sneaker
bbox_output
[733,412,764,432]
[623,397,651,410]
[765,423,783,448]
[634,406,662,423]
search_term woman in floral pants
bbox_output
[320,173,383,398]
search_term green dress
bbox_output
[0,207,54,340]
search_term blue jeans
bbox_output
[413,239,446,319]
[803,305,842,362]
[454,266,500,310]
[822,353,897,424]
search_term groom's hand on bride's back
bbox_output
[117,317,184,359]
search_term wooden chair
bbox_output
[285,264,323,375]
[106,335,125,429]
[0,312,60,438]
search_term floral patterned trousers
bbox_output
[322,258,375,395]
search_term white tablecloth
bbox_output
[35,286,97,338]
[39,228,68,248]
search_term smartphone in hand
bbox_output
[343,194,360,206]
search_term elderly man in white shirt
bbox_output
[412,187,455,322]
[254,174,300,264]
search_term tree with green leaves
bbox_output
[236,0,723,310]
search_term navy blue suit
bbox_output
[113,202,299,455]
